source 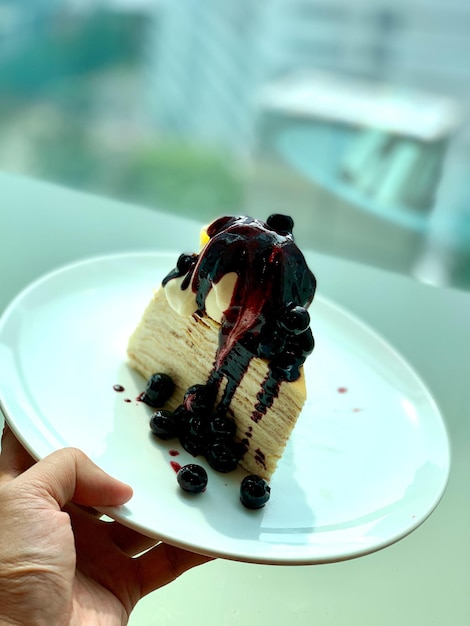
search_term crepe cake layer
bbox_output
[127,287,307,479]
[127,215,316,481]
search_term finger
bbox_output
[72,503,103,518]
[66,502,156,558]
[0,423,36,480]
[133,542,212,598]
[69,501,159,556]
[109,522,160,557]
[15,447,133,510]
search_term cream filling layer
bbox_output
[163,272,238,324]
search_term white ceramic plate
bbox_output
[0,253,450,565]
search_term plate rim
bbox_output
[0,251,451,565]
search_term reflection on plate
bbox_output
[0,253,450,565]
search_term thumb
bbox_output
[16,447,133,510]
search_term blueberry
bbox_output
[183,384,213,414]
[266,214,294,235]
[257,332,286,359]
[177,464,208,494]
[172,404,190,429]
[278,305,310,335]
[206,442,240,473]
[141,373,175,407]
[177,253,197,274]
[285,328,314,360]
[149,409,178,440]
[180,415,207,456]
[240,475,271,509]
[299,327,315,356]
[208,415,237,441]
[271,354,301,382]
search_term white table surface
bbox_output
[1,172,469,625]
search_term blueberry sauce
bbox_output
[254,448,266,471]
[162,215,316,465]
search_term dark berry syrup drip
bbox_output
[251,370,280,424]
[162,253,198,288]
[162,215,316,445]
[207,342,254,417]
[255,448,267,471]
[251,325,315,423]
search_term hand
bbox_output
[0,424,210,625]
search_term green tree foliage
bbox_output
[116,142,245,218]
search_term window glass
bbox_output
[1,0,469,289]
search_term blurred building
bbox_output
[147,0,268,155]
[264,0,470,98]
[149,0,470,148]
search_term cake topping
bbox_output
[141,372,175,407]
[161,214,316,428]
[176,464,208,494]
[240,474,271,509]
